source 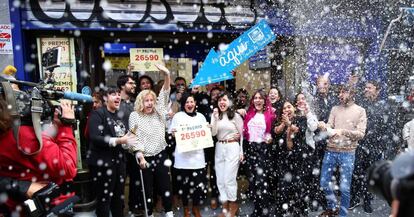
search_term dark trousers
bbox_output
[246,141,272,217]
[312,139,328,209]
[175,168,207,206]
[205,142,219,199]
[351,145,381,205]
[126,154,144,211]
[165,133,179,196]
[141,150,172,216]
[89,162,126,217]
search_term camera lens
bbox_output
[367,160,393,204]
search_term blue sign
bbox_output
[191,20,276,87]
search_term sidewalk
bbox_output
[74,196,391,217]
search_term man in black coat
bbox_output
[86,86,136,217]
[350,80,398,213]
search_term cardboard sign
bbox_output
[0,24,13,54]
[175,123,214,153]
[37,37,77,92]
[130,48,163,71]
[191,19,276,87]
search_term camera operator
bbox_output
[0,94,78,216]
[368,150,414,217]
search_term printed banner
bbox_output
[130,48,163,71]
[191,19,276,87]
[175,123,214,153]
[0,25,13,54]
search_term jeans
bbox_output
[320,151,355,217]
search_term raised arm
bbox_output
[155,64,171,92]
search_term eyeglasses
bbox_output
[127,82,136,85]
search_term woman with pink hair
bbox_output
[243,89,276,216]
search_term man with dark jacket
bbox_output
[117,75,145,215]
[311,75,338,210]
[349,80,398,213]
[86,86,136,217]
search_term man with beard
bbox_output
[349,80,398,213]
[318,85,367,217]
[117,75,145,216]
[311,75,338,210]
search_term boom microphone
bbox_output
[40,90,92,103]
[62,91,93,103]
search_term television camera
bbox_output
[23,182,80,217]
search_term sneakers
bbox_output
[318,209,339,217]
[363,203,373,214]
[348,199,361,210]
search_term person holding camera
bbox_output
[0,177,47,200]
[0,95,78,215]
[86,86,136,217]
[318,85,367,217]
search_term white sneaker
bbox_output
[165,211,174,217]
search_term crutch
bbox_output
[135,156,149,217]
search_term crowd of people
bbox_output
[1,62,414,217]
[84,63,412,217]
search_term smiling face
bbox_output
[140,77,152,91]
[253,92,265,112]
[317,76,330,95]
[106,91,121,112]
[184,96,196,113]
[339,88,352,105]
[282,101,295,119]
[218,95,230,112]
[295,93,306,110]
[124,77,136,95]
[143,93,155,114]
[237,92,247,106]
[268,88,280,103]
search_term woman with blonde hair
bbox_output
[127,64,174,217]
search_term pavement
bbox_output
[74,196,391,217]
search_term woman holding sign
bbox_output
[211,91,244,217]
[243,89,276,217]
[127,64,173,217]
[169,92,210,217]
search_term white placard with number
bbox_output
[130,48,163,71]
[175,123,214,153]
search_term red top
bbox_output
[0,125,77,213]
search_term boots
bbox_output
[183,206,191,217]
[218,202,229,217]
[229,201,239,217]
[192,205,202,217]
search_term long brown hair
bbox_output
[0,96,12,134]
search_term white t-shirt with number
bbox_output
[169,111,207,169]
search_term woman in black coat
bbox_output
[273,101,312,216]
